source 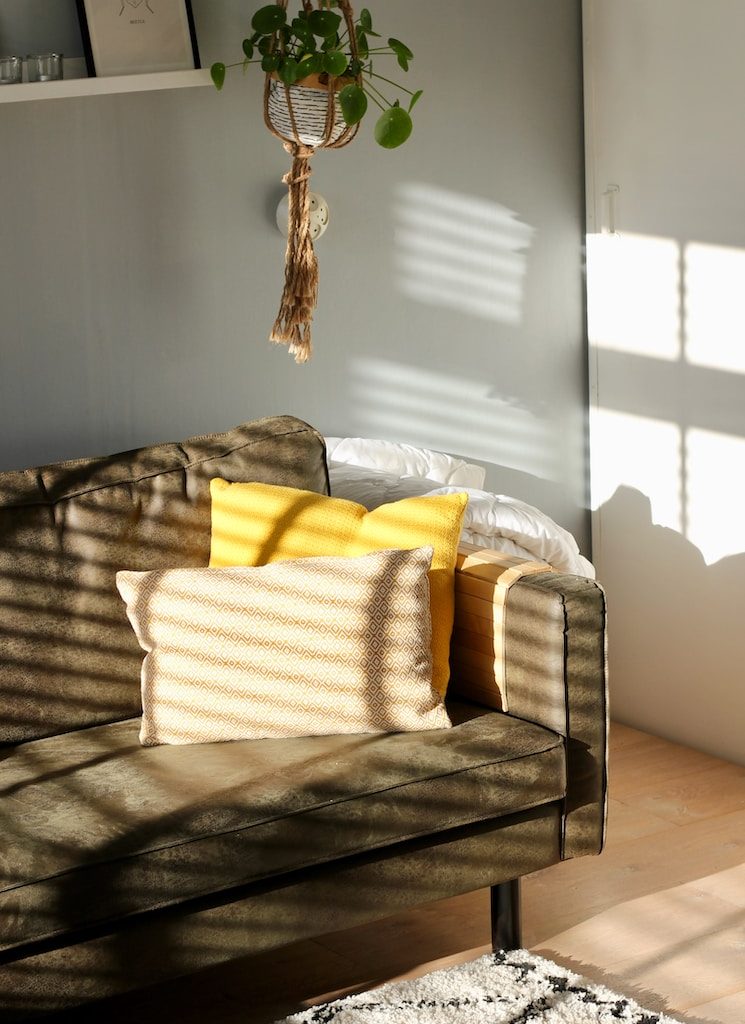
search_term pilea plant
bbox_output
[211,3,421,148]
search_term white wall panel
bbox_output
[585,0,745,763]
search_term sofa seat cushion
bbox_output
[0,701,564,953]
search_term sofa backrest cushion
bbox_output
[0,416,329,745]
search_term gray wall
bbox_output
[0,1,83,58]
[0,1,589,551]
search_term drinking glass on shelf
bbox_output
[0,56,23,85]
[27,53,64,83]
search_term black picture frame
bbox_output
[76,0,200,78]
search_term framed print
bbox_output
[77,0,200,78]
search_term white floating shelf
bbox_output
[0,67,212,104]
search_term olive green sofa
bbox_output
[0,415,607,1019]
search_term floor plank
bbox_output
[536,885,742,967]
[617,763,745,826]
[522,807,745,943]
[604,796,673,844]
[520,725,745,1023]
[687,988,745,1024]
[606,923,745,1011]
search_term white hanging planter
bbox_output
[267,73,351,148]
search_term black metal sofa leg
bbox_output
[491,878,522,951]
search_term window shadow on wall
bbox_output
[596,485,745,746]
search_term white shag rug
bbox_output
[277,950,683,1024]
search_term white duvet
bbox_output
[325,437,486,488]
[424,486,595,577]
[326,438,594,578]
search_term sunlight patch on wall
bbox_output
[394,183,534,325]
[686,427,745,564]
[588,228,745,562]
[684,242,745,375]
[348,357,555,477]
[586,232,681,359]
[590,408,682,532]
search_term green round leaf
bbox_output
[322,50,348,76]
[339,83,368,125]
[251,5,287,35]
[297,53,323,77]
[388,37,414,59]
[210,61,226,90]
[258,36,273,55]
[355,29,369,59]
[359,8,372,31]
[408,88,423,113]
[291,19,315,50]
[374,106,413,149]
[242,39,254,59]
[278,57,299,84]
[308,9,342,37]
[261,52,280,72]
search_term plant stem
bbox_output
[362,78,390,111]
[223,59,261,70]
[367,94,387,113]
[368,70,416,96]
[364,75,392,110]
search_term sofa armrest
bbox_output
[450,543,608,859]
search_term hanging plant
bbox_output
[211,1,421,363]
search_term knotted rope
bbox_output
[263,0,360,362]
[270,142,317,363]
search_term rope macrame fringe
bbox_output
[270,142,317,364]
[265,0,360,362]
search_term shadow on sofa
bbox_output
[0,417,607,1020]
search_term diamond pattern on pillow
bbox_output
[117,547,451,746]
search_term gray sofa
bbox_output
[0,415,607,1019]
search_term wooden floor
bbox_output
[90,723,745,1024]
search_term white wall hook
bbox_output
[602,184,620,235]
[276,192,330,241]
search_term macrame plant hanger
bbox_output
[263,0,361,363]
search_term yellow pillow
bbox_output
[209,479,468,696]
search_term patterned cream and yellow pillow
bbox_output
[209,480,468,697]
[117,547,451,746]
